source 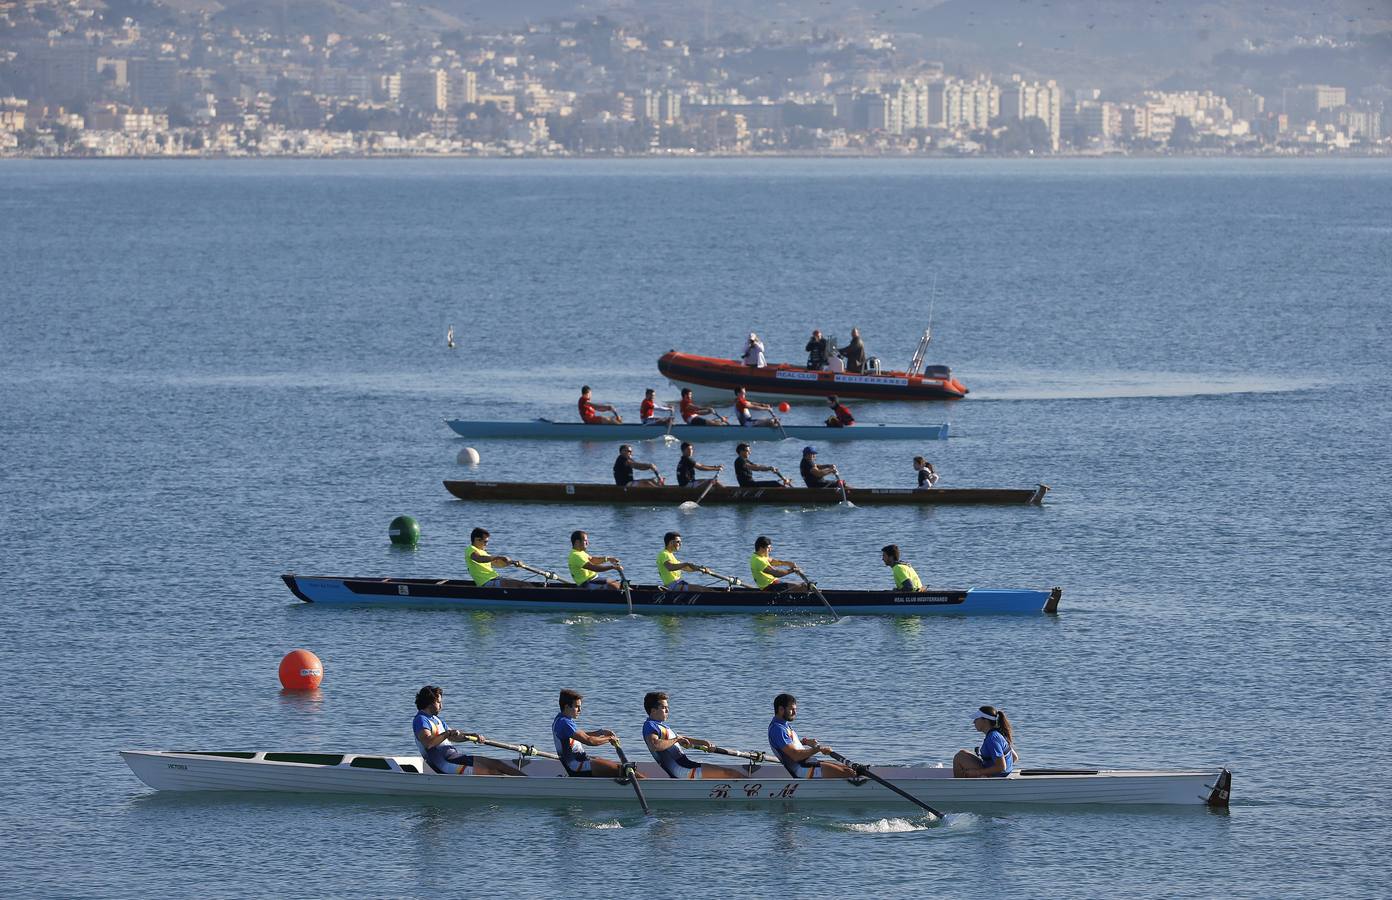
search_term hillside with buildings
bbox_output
[1,0,1386,157]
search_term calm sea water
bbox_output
[2,158,1390,897]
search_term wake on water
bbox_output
[969,371,1324,402]
[840,812,975,833]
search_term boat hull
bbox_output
[658,351,969,403]
[281,575,1062,615]
[442,480,1049,506]
[121,751,1230,808]
[445,419,949,442]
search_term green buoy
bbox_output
[389,515,420,547]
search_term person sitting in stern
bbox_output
[881,544,923,592]
[953,706,1019,778]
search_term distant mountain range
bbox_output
[121,0,1392,92]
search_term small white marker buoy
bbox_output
[446,325,456,348]
[457,447,480,465]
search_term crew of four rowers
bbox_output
[415,685,1017,782]
[466,527,927,593]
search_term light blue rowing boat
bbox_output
[445,419,949,442]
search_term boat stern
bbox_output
[1204,769,1232,808]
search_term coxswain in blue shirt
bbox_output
[953,705,1019,777]
[641,691,749,780]
[552,688,639,779]
[412,685,523,776]
[766,693,856,779]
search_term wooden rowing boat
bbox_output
[659,351,969,403]
[281,574,1063,615]
[443,480,1050,506]
[121,750,1231,808]
[444,419,950,442]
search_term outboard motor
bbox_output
[867,357,881,374]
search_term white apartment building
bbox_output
[927,77,999,131]
[1000,75,1062,150]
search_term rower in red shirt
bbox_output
[824,395,855,428]
[639,388,674,425]
[578,385,622,425]
[734,387,779,428]
[678,387,729,426]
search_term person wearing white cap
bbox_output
[953,705,1018,778]
[741,333,766,368]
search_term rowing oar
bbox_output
[514,561,569,584]
[695,565,752,589]
[679,477,719,510]
[610,739,652,816]
[616,565,634,615]
[832,466,850,507]
[458,733,560,761]
[690,741,767,765]
[823,749,944,821]
[794,567,840,621]
[772,414,790,441]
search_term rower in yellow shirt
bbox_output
[567,530,623,590]
[466,527,530,588]
[656,531,711,592]
[881,544,923,592]
[750,535,799,592]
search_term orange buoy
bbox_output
[778,401,791,413]
[278,648,323,690]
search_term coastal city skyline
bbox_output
[2,0,1388,157]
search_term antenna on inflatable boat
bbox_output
[909,273,937,375]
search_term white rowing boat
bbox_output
[121,750,1231,808]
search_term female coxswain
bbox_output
[953,705,1019,777]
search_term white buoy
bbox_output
[457,447,480,465]
[446,325,456,349]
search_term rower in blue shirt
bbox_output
[953,705,1019,777]
[641,691,748,780]
[412,685,523,776]
[552,688,636,779]
[766,693,855,779]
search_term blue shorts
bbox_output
[429,747,476,775]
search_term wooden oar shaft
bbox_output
[796,569,840,621]
[693,477,718,505]
[514,561,567,582]
[611,739,652,816]
[459,733,560,761]
[824,749,943,820]
[696,566,751,589]
[694,743,767,764]
[618,569,634,615]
